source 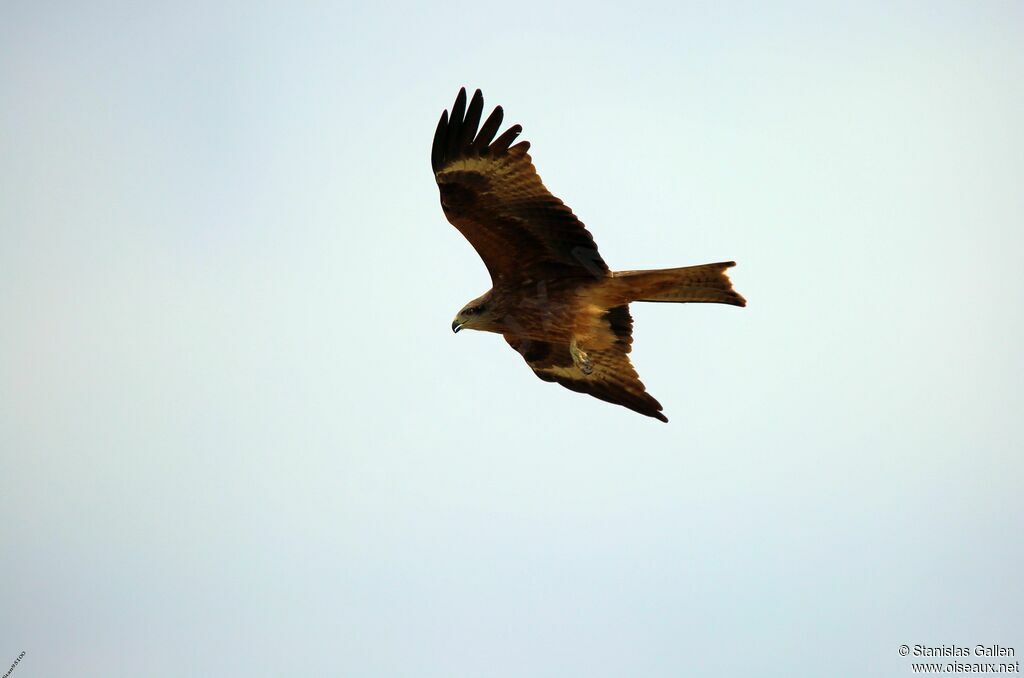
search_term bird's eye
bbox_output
[464,307,475,315]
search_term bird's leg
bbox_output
[570,338,594,375]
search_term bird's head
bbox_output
[452,294,495,334]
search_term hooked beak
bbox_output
[452,320,463,334]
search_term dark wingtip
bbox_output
[445,88,468,161]
[459,88,484,150]
[654,411,669,423]
[473,104,504,153]
[491,123,523,154]
[431,109,449,173]
[433,89,529,169]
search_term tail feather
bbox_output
[611,261,746,306]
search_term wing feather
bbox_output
[432,88,609,283]
[473,105,503,152]
[504,306,668,422]
[445,87,467,161]
[430,110,448,174]
[459,88,484,149]
[489,123,522,154]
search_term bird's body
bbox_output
[433,88,745,422]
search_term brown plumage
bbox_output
[433,88,745,422]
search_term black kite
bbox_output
[432,88,745,422]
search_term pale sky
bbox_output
[2,2,1022,676]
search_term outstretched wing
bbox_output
[504,306,667,422]
[432,88,608,284]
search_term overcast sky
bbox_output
[2,2,1022,676]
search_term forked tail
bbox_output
[611,261,746,306]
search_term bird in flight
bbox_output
[432,88,745,422]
